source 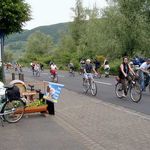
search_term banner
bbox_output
[43,82,64,103]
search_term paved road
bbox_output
[6,69,150,115]
[3,69,150,150]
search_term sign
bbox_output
[43,82,64,103]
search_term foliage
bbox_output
[70,0,86,46]
[110,58,121,75]
[5,23,68,44]
[96,55,105,64]
[4,49,14,63]
[25,31,53,61]
[27,99,45,107]
[6,0,150,74]
[0,0,31,35]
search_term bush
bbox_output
[110,59,121,75]
[96,55,105,64]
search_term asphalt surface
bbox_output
[3,69,150,150]
[7,68,150,116]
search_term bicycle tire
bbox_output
[115,83,123,99]
[55,75,58,83]
[130,83,142,103]
[83,79,89,93]
[2,99,25,123]
[91,81,97,96]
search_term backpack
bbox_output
[6,86,20,101]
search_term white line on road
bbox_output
[58,75,65,78]
[95,81,113,86]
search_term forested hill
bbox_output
[5,22,69,54]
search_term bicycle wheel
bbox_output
[115,83,123,99]
[91,81,97,96]
[2,99,25,123]
[55,75,58,83]
[83,79,89,93]
[130,83,142,103]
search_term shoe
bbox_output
[122,94,126,97]
[122,92,127,97]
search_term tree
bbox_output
[0,0,31,35]
[25,31,54,61]
[70,0,86,46]
[102,0,150,57]
[0,0,31,82]
[4,49,14,63]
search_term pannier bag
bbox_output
[6,86,20,101]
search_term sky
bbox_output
[24,0,107,30]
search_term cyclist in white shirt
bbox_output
[50,62,58,77]
[139,59,150,91]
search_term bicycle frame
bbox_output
[83,74,97,95]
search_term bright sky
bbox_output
[24,0,107,30]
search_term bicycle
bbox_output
[69,68,75,77]
[35,69,40,77]
[144,73,150,93]
[83,74,97,96]
[0,85,25,126]
[50,72,58,83]
[115,76,142,103]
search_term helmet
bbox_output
[86,59,91,63]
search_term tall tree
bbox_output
[70,0,86,46]
[0,0,31,82]
[25,31,53,61]
[102,0,150,57]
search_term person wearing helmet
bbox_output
[139,58,150,91]
[83,59,97,80]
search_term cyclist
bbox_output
[118,57,135,97]
[94,59,100,72]
[80,59,85,75]
[34,63,40,76]
[102,58,110,77]
[50,62,58,78]
[83,59,97,81]
[139,58,150,92]
[68,62,75,74]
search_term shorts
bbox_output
[83,73,93,80]
[50,70,57,75]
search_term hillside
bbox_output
[5,22,69,55]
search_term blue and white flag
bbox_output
[44,82,64,103]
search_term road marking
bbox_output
[95,81,112,86]
[58,75,65,78]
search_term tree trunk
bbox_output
[0,30,5,83]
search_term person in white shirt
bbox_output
[50,62,58,77]
[139,59,150,91]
